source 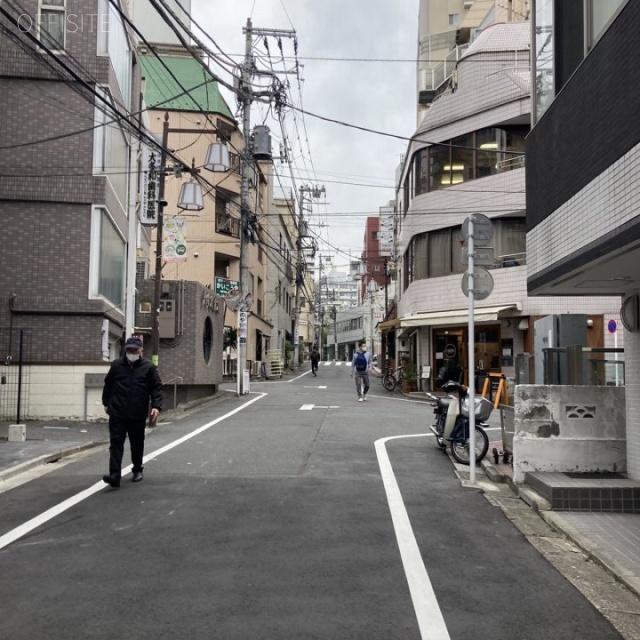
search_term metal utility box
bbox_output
[159,299,176,339]
[252,125,272,161]
[534,314,587,384]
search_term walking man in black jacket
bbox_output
[102,337,163,488]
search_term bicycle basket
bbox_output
[461,396,493,421]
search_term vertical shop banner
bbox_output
[140,143,162,226]
[163,216,188,262]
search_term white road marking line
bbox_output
[375,434,451,640]
[0,393,268,551]
[299,404,339,410]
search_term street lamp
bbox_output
[177,176,205,211]
[151,112,230,366]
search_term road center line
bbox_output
[375,434,451,640]
[0,393,267,551]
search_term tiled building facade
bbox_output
[0,0,140,418]
[526,0,640,477]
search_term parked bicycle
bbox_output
[382,365,404,392]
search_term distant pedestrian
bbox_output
[101,337,163,488]
[350,340,372,401]
[310,348,320,376]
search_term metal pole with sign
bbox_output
[467,219,477,483]
[238,310,249,395]
[461,214,494,483]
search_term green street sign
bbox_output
[215,276,240,297]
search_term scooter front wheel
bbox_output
[450,426,489,465]
[382,375,396,392]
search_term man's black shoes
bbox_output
[132,471,144,483]
[102,474,120,489]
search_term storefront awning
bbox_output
[377,318,401,331]
[399,304,517,328]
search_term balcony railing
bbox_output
[216,212,240,238]
[497,155,525,172]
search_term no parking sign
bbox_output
[608,319,617,334]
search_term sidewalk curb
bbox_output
[541,511,640,599]
[0,390,236,484]
[482,456,640,600]
[0,441,108,484]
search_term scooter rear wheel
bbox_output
[450,426,489,465]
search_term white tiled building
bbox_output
[395,21,621,392]
[526,0,639,477]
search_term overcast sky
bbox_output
[191,0,417,269]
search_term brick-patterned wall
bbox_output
[0,200,125,363]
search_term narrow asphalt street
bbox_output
[0,362,638,639]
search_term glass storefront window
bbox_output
[476,129,505,178]
[428,229,451,278]
[449,134,474,185]
[429,145,449,191]
[407,127,526,203]
[415,149,429,196]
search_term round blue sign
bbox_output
[608,319,617,334]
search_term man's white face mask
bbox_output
[126,352,141,363]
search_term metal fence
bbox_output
[0,328,32,422]
[515,347,624,386]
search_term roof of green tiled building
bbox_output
[141,55,234,119]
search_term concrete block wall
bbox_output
[0,364,110,421]
[625,329,640,479]
[512,385,627,483]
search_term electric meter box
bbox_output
[159,299,176,338]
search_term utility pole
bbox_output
[333,302,338,361]
[318,254,325,360]
[293,186,304,370]
[151,113,170,366]
[238,19,297,392]
[235,19,254,395]
[294,185,325,368]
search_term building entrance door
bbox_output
[434,330,466,389]
[433,324,502,390]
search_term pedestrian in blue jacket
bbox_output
[350,340,372,401]
[101,337,163,488]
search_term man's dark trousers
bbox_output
[108,416,146,478]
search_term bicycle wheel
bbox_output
[450,426,489,465]
[382,374,396,392]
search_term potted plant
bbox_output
[284,341,294,370]
[402,362,418,393]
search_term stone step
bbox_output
[525,472,640,513]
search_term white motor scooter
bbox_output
[426,381,491,465]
